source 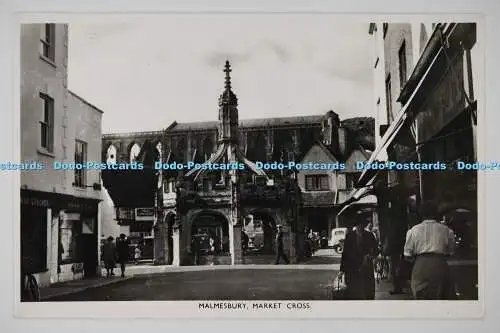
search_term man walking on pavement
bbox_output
[116,233,129,277]
[275,225,289,264]
[404,201,456,300]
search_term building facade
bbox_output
[20,23,103,287]
[354,22,479,298]
[101,62,375,265]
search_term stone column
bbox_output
[153,222,166,265]
[229,223,242,265]
[287,227,297,264]
[49,210,59,283]
[172,226,181,266]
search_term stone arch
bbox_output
[128,142,141,163]
[188,210,231,255]
[164,211,176,264]
[245,209,278,254]
[105,143,118,164]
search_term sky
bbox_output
[67,15,374,134]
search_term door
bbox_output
[80,234,98,278]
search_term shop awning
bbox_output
[356,24,454,188]
[337,191,377,216]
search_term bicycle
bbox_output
[21,271,40,302]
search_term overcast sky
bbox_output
[67,15,374,133]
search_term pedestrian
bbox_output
[134,244,142,265]
[191,237,200,265]
[404,201,456,300]
[274,225,289,264]
[241,230,249,254]
[116,233,129,277]
[102,236,116,278]
[385,216,407,295]
[338,214,379,300]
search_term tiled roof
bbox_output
[168,115,325,132]
[301,191,336,207]
[239,115,324,128]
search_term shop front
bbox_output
[20,189,100,286]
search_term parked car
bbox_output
[329,228,347,253]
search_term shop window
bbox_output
[305,175,329,191]
[40,23,55,62]
[74,140,87,188]
[39,93,54,152]
[59,213,82,264]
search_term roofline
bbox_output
[299,140,337,163]
[68,90,104,114]
[102,131,163,139]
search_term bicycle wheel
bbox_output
[26,274,40,301]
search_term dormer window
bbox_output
[305,175,329,191]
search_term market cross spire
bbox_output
[218,60,238,107]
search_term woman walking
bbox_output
[338,214,379,300]
[102,236,116,278]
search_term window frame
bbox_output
[385,75,393,123]
[74,140,88,188]
[40,23,56,62]
[304,174,330,191]
[383,23,388,38]
[398,40,408,89]
[39,93,54,152]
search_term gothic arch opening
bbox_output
[164,212,175,264]
[244,211,276,254]
[129,143,141,163]
[190,211,230,261]
[106,144,117,164]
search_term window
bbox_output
[40,23,55,62]
[399,40,407,88]
[345,172,362,189]
[305,175,329,191]
[383,23,388,38]
[39,93,54,152]
[74,140,87,188]
[385,75,393,123]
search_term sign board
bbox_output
[416,52,465,143]
[135,208,154,221]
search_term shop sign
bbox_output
[117,207,134,220]
[135,208,154,221]
[416,52,466,143]
[21,197,49,208]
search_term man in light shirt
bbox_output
[403,201,456,300]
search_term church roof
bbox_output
[167,115,324,133]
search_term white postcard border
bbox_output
[10,10,487,320]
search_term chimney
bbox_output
[322,110,340,147]
[338,126,347,156]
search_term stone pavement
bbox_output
[375,279,413,300]
[40,261,416,301]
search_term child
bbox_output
[134,245,141,265]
